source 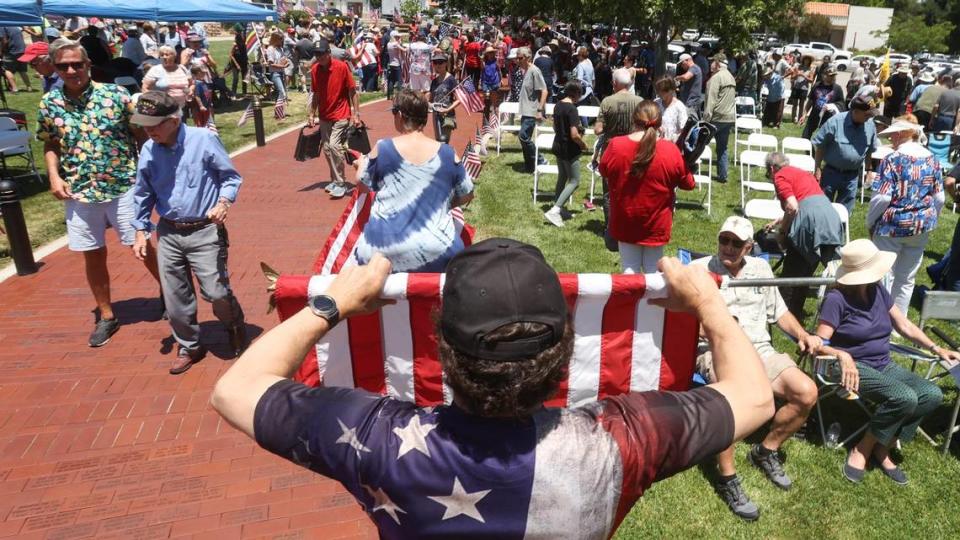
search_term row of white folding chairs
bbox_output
[743,199,850,244]
[499,103,600,153]
[744,133,813,157]
[531,133,599,206]
[738,149,816,210]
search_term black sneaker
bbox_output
[227,323,249,358]
[747,444,793,490]
[89,318,120,347]
[714,476,760,521]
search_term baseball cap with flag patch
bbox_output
[441,238,567,362]
[132,91,181,126]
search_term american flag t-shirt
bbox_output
[253,376,734,539]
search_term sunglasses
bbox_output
[54,61,86,72]
[718,236,747,249]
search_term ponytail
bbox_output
[630,100,662,179]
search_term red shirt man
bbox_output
[308,39,360,199]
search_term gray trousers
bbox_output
[157,221,244,352]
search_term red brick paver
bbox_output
[0,99,483,539]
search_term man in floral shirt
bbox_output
[37,38,162,347]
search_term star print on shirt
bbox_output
[393,414,437,459]
[363,484,406,525]
[335,418,371,455]
[428,476,491,523]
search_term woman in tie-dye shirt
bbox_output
[867,115,945,315]
[353,89,474,272]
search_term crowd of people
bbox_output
[4,13,960,538]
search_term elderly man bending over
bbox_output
[693,216,820,522]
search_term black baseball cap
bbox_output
[132,91,180,126]
[441,238,567,362]
[312,39,331,55]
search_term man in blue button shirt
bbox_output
[130,91,247,375]
[811,94,879,213]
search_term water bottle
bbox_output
[825,422,842,448]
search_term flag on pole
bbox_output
[438,22,452,40]
[454,78,485,115]
[273,270,700,405]
[245,25,261,62]
[482,111,500,137]
[878,48,891,87]
[237,102,255,127]
[463,142,483,181]
[471,128,483,149]
[274,97,287,119]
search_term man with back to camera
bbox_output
[211,238,774,538]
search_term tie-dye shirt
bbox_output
[354,139,473,272]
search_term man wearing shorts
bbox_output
[37,38,161,347]
[692,216,819,521]
[1,26,32,93]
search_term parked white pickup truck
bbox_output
[780,42,854,69]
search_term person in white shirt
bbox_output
[654,77,688,143]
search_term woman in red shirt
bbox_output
[599,100,695,273]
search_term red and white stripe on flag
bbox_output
[273,273,699,406]
[349,43,377,69]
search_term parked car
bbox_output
[681,28,700,41]
[834,51,852,71]
[885,52,912,66]
[665,42,686,76]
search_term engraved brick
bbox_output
[219,505,267,527]
[44,521,98,540]
[22,510,79,532]
[98,511,150,533]
[53,458,102,473]
[8,500,63,519]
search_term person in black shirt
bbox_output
[534,47,555,102]
[800,65,844,139]
[228,24,248,96]
[544,81,588,228]
[884,63,912,118]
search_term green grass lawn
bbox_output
[0,39,382,267]
[468,117,960,538]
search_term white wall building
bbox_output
[804,2,894,52]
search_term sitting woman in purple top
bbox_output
[815,239,960,486]
[353,89,474,273]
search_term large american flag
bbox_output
[274,271,699,407]
[454,78,485,115]
[349,42,378,69]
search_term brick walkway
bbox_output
[0,99,483,539]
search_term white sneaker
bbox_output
[544,207,564,228]
[329,182,349,199]
[324,182,335,193]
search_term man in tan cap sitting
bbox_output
[692,216,820,521]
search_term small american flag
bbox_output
[481,111,500,137]
[471,128,483,149]
[371,8,380,25]
[438,22,451,40]
[276,0,287,16]
[303,3,315,16]
[463,142,483,181]
[454,78,484,115]
[207,116,219,135]
[274,97,287,120]
[237,102,255,127]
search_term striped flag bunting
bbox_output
[273,270,699,406]
[237,102,255,127]
[274,97,287,120]
[454,78,485,115]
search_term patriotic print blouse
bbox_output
[354,139,473,273]
[871,143,944,238]
[255,380,734,540]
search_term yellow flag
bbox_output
[878,48,891,87]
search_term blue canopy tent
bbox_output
[0,0,43,26]
[40,0,277,22]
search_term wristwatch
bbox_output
[309,294,340,327]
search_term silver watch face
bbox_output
[310,295,338,319]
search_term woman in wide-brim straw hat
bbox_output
[814,239,960,486]
[866,114,945,317]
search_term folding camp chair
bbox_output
[917,291,960,455]
[0,117,42,184]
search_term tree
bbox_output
[796,13,831,42]
[883,13,955,54]
[400,0,424,20]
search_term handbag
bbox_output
[345,122,372,154]
[294,127,324,161]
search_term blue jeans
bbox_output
[820,166,860,214]
[361,63,379,92]
[519,116,537,172]
[713,122,733,182]
[269,71,286,101]
[386,65,401,99]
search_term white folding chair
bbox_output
[831,202,850,244]
[734,117,762,159]
[690,174,712,215]
[577,105,600,136]
[538,103,558,135]
[533,133,558,205]
[735,96,756,118]
[746,132,778,153]
[496,101,521,155]
[743,198,784,221]
[787,153,816,173]
[739,149,771,209]
[860,145,894,203]
[696,144,713,180]
[782,136,813,156]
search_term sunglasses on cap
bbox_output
[54,61,86,72]
[718,236,747,249]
